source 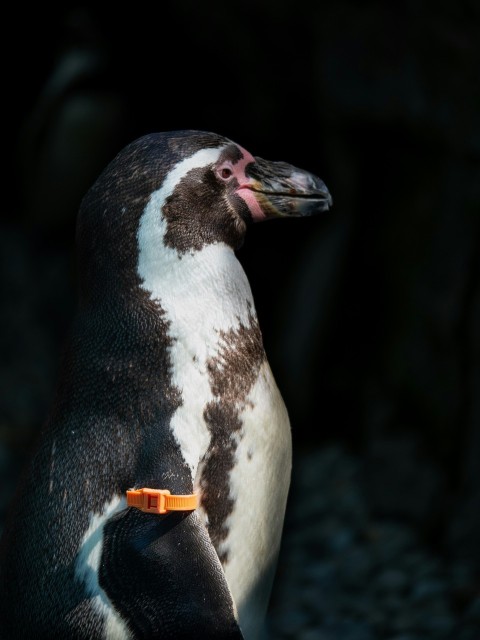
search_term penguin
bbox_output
[0,130,332,639]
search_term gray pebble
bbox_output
[303,561,337,588]
[365,608,388,631]
[297,628,334,640]
[339,593,374,619]
[464,596,480,622]
[449,562,475,590]
[337,547,373,588]
[375,569,409,593]
[380,594,405,613]
[455,628,480,640]
[418,614,456,635]
[301,585,334,616]
[390,611,420,634]
[270,608,311,635]
[411,579,448,602]
[323,619,375,640]
[326,527,355,553]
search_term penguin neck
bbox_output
[139,240,258,344]
[138,238,264,481]
[137,190,255,312]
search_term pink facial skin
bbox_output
[217,146,267,222]
[235,147,267,222]
[235,185,266,222]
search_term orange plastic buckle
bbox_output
[126,488,198,515]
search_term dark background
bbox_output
[1,2,479,638]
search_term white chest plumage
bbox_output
[222,361,291,638]
[137,149,292,637]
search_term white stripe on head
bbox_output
[137,146,225,271]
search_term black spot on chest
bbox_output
[200,309,265,562]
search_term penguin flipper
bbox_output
[100,508,244,638]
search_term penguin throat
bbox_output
[138,224,260,477]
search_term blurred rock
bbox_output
[466,596,480,621]
[375,569,409,593]
[361,435,445,528]
[268,446,477,639]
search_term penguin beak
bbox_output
[237,157,332,221]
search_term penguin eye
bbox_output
[217,164,234,181]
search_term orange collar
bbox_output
[126,488,198,515]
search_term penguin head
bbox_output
[76,131,331,304]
